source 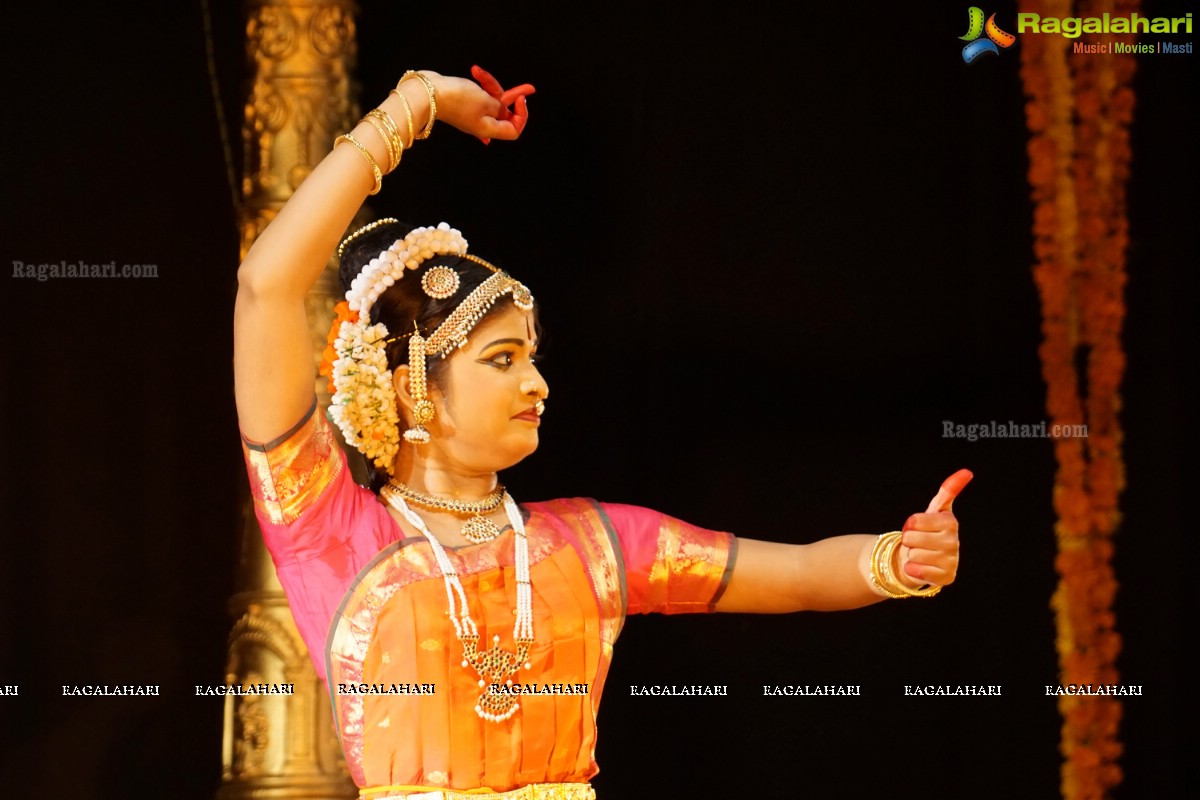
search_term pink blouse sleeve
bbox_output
[600,502,737,615]
[240,398,396,674]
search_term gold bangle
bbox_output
[361,114,397,173]
[870,533,908,599]
[334,133,382,195]
[871,531,941,598]
[390,89,416,148]
[365,109,405,173]
[370,109,404,160]
[364,112,397,171]
[399,70,437,139]
[878,533,916,597]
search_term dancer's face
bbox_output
[425,304,548,473]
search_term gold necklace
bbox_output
[383,481,506,544]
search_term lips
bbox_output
[512,409,541,422]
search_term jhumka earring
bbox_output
[403,265,463,445]
[405,324,435,444]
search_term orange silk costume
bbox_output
[241,400,736,791]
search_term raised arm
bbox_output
[234,68,533,442]
[716,470,971,612]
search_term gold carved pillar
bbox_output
[221,1,360,798]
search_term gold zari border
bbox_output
[241,401,343,525]
[360,782,595,800]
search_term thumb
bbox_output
[925,468,973,513]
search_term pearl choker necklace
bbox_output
[382,491,534,722]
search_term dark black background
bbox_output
[0,0,1191,797]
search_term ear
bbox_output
[392,360,451,438]
[392,364,416,422]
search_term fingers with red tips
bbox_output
[471,65,504,97]
[925,469,973,513]
[496,87,534,122]
[510,95,529,135]
[942,469,974,497]
[500,84,536,105]
[467,66,531,139]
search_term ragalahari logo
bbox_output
[960,7,1017,62]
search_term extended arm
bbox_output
[715,471,970,613]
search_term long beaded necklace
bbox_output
[383,491,534,722]
[382,480,506,544]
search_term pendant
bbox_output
[461,515,502,544]
[463,634,532,722]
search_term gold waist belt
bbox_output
[360,783,595,800]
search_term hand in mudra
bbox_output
[423,66,534,144]
[898,469,972,588]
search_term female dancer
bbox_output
[234,66,967,800]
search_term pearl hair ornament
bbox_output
[346,223,469,318]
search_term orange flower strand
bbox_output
[1019,0,1136,796]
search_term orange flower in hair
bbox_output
[319,302,361,393]
[319,344,338,393]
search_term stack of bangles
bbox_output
[870,532,941,598]
[335,70,435,195]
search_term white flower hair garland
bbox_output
[328,318,400,471]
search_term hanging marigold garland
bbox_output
[1018,0,1136,797]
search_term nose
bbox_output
[521,363,549,400]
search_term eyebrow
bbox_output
[478,337,537,352]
